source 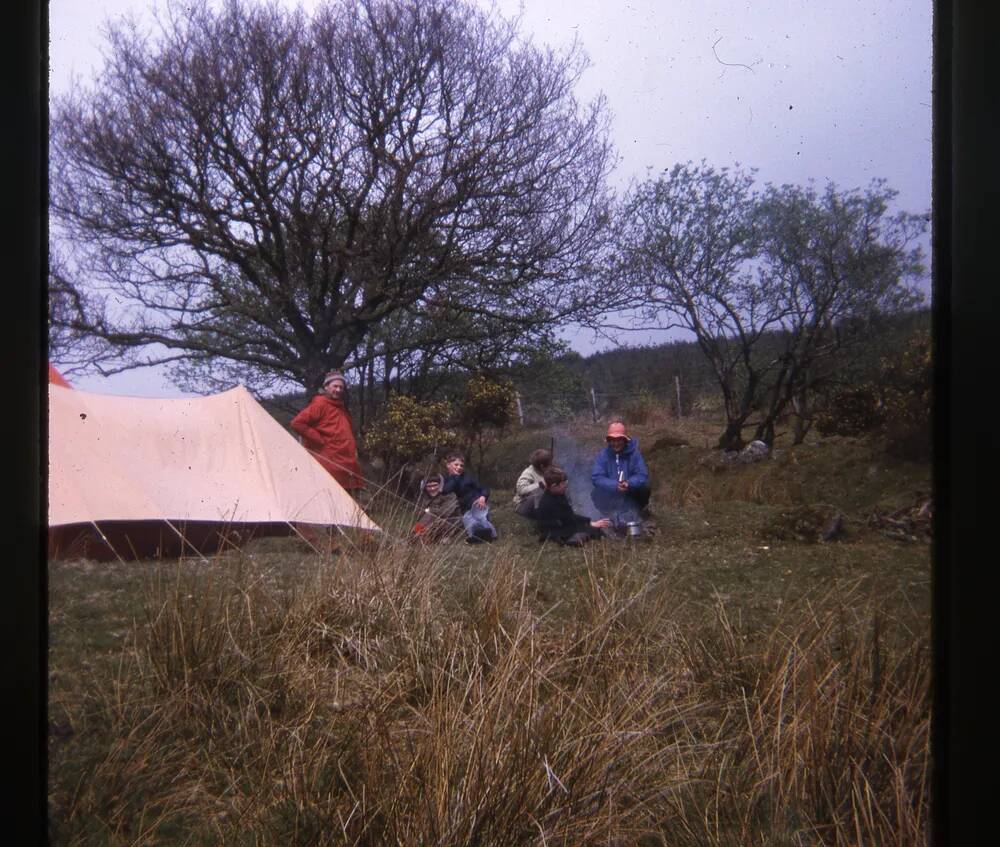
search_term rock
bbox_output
[821,512,844,541]
[738,440,770,463]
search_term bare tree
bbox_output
[48,249,117,372]
[343,304,565,425]
[50,0,615,395]
[614,162,926,449]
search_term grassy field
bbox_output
[48,415,932,845]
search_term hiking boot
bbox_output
[465,534,485,545]
[565,531,591,547]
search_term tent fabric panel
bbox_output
[48,384,378,531]
[48,364,72,387]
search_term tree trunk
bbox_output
[717,419,747,451]
[753,418,775,447]
[791,388,813,445]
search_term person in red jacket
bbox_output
[290,370,365,498]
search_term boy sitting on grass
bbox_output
[512,448,553,518]
[410,474,463,544]
[441,452,498,544]
[535,466,611,547]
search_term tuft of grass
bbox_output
[50,539,929,845]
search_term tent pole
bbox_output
[163,519,209,563]
[90,522,127,565]
[334,522,373,555]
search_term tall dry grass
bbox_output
[50,543,929,845]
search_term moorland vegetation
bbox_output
[50,380,932,845]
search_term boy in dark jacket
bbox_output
[410,474,463,544]
[536,467,611,547]
[441,452,498,543]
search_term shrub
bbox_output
[455,374,515,431]
[454,374,516,473]
[877,330,931,460]
[363,394,455,476]
[815,386,881,437]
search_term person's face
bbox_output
[608,436,627,453]
[425,480,441,497]
[324,379,346,400]
[446,457,464,476]
[549,479,568,495]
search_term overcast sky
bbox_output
[49,0,932,396]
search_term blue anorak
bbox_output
[590,438,649,493]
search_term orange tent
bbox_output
[48,382,378,559]
[48,364,71,387]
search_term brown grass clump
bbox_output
[661,458,799,510]
[664,591,930,845]
[50,539,929,846]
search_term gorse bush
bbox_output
[455,374,517,474]
[877,329,931,460]
[361,376,518,480]
[815,386,881,437]
[455,374,515,432]
[363,393,455,473]
[815,330,931,456]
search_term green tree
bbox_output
[753,179,926,444]
[614,162,926,449]
[509,346,589,425]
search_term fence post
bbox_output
[674,375,683,418]
[590,386,598,423]
[515,391,524,426]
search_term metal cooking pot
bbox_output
[625,521,643,538]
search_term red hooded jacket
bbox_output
[290,394,364,490]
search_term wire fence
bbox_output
[512,375,722,427]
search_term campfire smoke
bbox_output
[550,427,604,520]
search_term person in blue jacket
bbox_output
[590,420,652,527]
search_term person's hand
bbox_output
[474,495,487,509]
[617,479,629,492]
[591,518,612,528]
